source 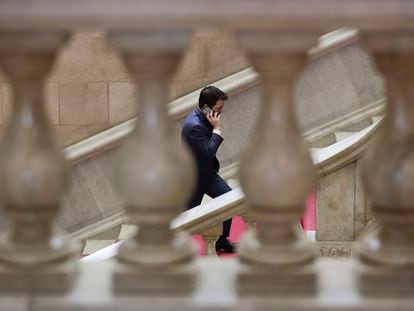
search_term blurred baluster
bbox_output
[0,31,78,292]
[235,30,318,295]
[359,31,414,295]
[109,30,196,294]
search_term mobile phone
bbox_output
[201,106,212,117]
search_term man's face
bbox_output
[212,99,225,114]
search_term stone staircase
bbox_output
[80,109,383,257]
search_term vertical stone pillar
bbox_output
[200,224,222,256]
[359,31,414,295]
[108,30,196,294]
[235,31,318,295]
[0,31,77,292]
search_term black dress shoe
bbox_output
[215,237,236,253]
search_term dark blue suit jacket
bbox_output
[181,108,223,185]
[182,108,233,237]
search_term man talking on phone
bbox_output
[181,86,235,254]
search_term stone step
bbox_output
[334,131,355,142]
[82,239,116,256]
[310,147,323,154]
[226,178,240,189]
[309,133,336,148]
[340,117,373,132]
[306,230,316,242]
[371,115,382,124]
[201,195,213,205]
[118,224,137,240]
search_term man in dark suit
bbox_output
[181,86,234,253]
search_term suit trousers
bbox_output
[187,173,232,238]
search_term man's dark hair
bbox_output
[198,86,228,109]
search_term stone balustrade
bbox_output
[0,0,414,309]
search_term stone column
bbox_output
[200,224,222,256]
[359,31,414,295]
[0,31,77,292]
[108,30,196,294]
[235,31,318,295]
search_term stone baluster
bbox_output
[242,212,257,232]
[235,31,318,295]
[108,30,196,294]
[0,31,77,292]
[359,31,414,295]
[200,224,222,256]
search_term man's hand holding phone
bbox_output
[207,110,221,130]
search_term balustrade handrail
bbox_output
[81,114,382,261]
[64,28,359,166]
[0,0,413,31]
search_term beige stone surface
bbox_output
[238,264,317,296]
[171,31,247,99]
[316,163,356,241]
[53,125,108,147]
[48,32,131,82]
[0,67,8,82]
[52,125,89,147]
[76,152,123,218]
[201,32,247,84]
[1,82,59,125]
[359,264,414,296]
[59,82,108,126]
[318,241,354,257]
[295,49,361,132]
[173,35,206,83]
[354,159,367,238]
[58,168,104,232]
[169,78,211,100]
[108,82,138,125]
[0,82,11,125]
[0,257,78,293]
[58,148,123,233]
[215,86,261,167]
[338,43,385,108]
[44,82,59,125]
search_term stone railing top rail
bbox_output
[82,116,382,262]
[64,27,359,165]
[0,0,413,31]
[171,188,245,234]
[314,116,382,176]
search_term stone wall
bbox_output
[0,30,247,147]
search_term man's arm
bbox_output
[188,125,223,159]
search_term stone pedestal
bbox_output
[238,264,317,296]
[113,262,195,295]
[0,254,78,293]
[359,264,414,296]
